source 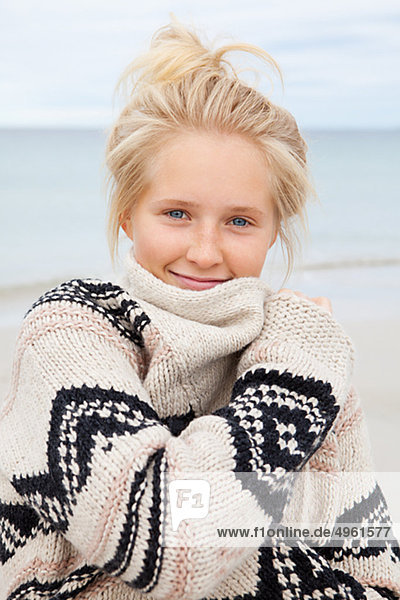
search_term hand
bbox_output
[277,288,333,315]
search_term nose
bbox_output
[185,225,224,269]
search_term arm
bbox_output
[277,383,400,599]
[320,386,400,598]
[0,291,354,600]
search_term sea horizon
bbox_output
[1,127,399,324]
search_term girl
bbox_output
[0,19,399,600]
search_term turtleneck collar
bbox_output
[117,245,275,327]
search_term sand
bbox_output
[1,285,399,523]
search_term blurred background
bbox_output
[1,0,399,515]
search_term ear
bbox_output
[269,228,278,249]
[121,220,130,237]
[120,211,132,240]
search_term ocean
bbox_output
[0,128,399,324]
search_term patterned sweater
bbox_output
[0,245,399,600]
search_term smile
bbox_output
[169,271,229,290]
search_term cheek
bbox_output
[227,238,269,273]
[132,227,157,260]
[235,254,262,276]
[135,226,183,264]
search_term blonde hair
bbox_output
[105,18,317,284]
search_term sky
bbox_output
[1,0,399,129]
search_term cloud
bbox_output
[1,0,399,128]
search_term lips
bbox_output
[170,271,229,291]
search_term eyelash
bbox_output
[165,210,251,228]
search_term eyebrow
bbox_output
[150,199,267,218]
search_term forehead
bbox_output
[144,130,272,205]
[152,130,267,169]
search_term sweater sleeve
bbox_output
[0,290,355,600]
[319,386,400,598]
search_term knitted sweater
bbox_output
[0,246,399,600]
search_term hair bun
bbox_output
[145,17,222,83]
[116,16,283,98]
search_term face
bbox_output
[122,131,278,290]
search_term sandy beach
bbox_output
[1,282,399,525]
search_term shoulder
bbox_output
[22,277,151,349]
[25,277,133,316]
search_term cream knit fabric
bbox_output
[0,245,399,600]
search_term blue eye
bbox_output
[231,217,249,227]
[168,210,185,219]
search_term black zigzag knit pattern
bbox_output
[213,367,339,521]
[1,268,399,600]
[220,367,339,473]
[6,565,100,600]
[11,385,165,532]
[25,278,151,348]
[0,503,54,565]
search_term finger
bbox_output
[311,296,333,315]
[277,289,305,298]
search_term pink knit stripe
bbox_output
[308,433,339,470]
[83,574,123,598]
[19,301,141,352]
[145,327,175,366]
[153,440,191,599]
[334,386,362,437]
[312,438,338,457]
[307,461,339,473]
[8,556,130,598]
[167,540,190,598]
[87,439,196,599]
[164,531,246,599]
[163,457,249,598]
[0,301,144,418]
[359,576,400,594]
[8,554,84,595]
[87,439,168,564]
